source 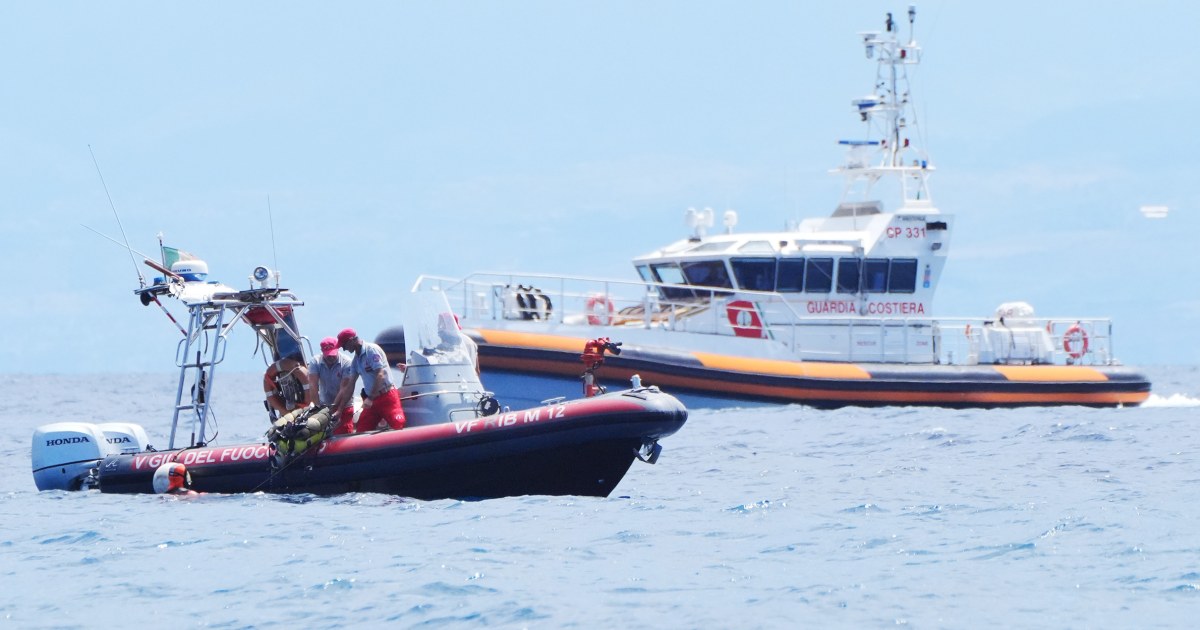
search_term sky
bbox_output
[2,1,1198,374]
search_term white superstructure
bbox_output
[412,7,1121,369]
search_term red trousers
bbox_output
[356,388,406,432]
[330,406,356,435]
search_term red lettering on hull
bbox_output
[864,302,926,315]
[806,301,857,315]
[804,301,926,316]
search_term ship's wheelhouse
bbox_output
[637,253,920,298]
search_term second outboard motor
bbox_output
[97,422,151,455]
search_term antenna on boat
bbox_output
[267,195,279,281]
[80,224,157,262]
[907,5,917,44]
[89,145,145,288]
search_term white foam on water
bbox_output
[1141,392,1200,408]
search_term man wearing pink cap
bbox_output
[335,328,406,432]
[308,336,357,435]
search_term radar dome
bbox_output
[170,259,209,282]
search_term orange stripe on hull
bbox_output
[993,365,1110,382]
[692,352,872,380]
[479,330,588,353]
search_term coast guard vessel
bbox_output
[385,7,1150,408]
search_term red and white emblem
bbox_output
[726,300,766,338]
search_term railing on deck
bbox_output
[412,273,1119,367]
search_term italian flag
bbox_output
[161,246,197,269]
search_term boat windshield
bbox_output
[274,311,303,361]
[402,290,475,367]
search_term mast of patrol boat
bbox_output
[835,5,933,210]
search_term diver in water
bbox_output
[152,462,199,496]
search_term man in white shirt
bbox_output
[335,328,406,432]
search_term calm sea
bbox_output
[3,368,1199,628]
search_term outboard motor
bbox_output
[97,422,151,455]
[32,422,152,491]
[32,423,110,491]
[400,291,495,427]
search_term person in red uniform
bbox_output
[334,328,405,432]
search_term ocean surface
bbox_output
[3,367,1199,628]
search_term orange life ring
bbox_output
[586,295,614,326]
[1063,323,1089,359]
[263,358,311,410]
[964,324,972,338]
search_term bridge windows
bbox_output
[889,259,918,293]
[655,256,922,298]
[730,257,777,292]
[648,263,694,300]
[804,258,834,293]
[836,258,862,293]
[863,258,890,293]
[681,260,733,290]
[775,259,806,292]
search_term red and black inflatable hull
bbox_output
[97,389,687,499]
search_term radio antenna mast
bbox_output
[89,145,145,288]
[268,194,279,274]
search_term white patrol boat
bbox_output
[385,7,1150,409]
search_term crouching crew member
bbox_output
[335,327,405,432]
[264,353,313,425]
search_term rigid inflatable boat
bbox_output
[32,252,686,498]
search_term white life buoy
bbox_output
[586,295,614,326]
[1063,323,1089,359]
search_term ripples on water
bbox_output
[2,370,1199,627]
